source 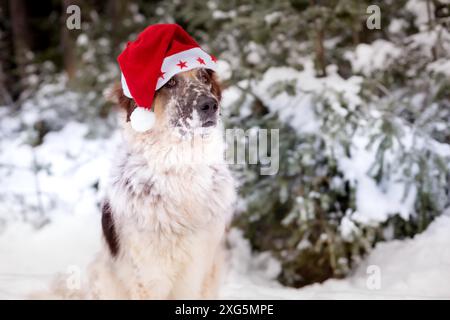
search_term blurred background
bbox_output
[0,0,449,298]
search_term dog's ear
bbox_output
[110,83,136,122]
[208,70,222,103]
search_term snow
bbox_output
[245,42,264,65]
[388,19,406,34]
[0,211,101,298]
[216,60,232,81]
[345,40,402,76]
[339,213,360,241]
[252,63,362,134]
[406,0,433,31]
[427,58,450,77]
[264,12,282,26]
[407,26,450,60]
[76,34,89,46]
[337,133,417,225]
[1,207,449,299]
[224,212,450,299]
[0,116,117,225]
[212,9,237,20]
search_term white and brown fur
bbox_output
[41,68,236,299]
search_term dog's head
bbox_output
[115,68,222,137]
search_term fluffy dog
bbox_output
[42,68,236,299]
[90,68,236,299]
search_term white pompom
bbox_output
[130,107,156,132]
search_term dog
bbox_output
[89,67,236,299]
[39,68,236,299]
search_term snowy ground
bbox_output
[225,213,450,299]
[0,207,449,299]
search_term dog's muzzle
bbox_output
[196,96,218,127]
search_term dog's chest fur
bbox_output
[110,153,234,235]
[104,129,236,254]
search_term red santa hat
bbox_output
[117,24,218,132]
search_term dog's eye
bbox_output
[166,78,177,88]
[200,74,209,84]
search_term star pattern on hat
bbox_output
[176,60,188,69]
[210,55,217,63]
[197,57,206,65]
[158,70,165,79]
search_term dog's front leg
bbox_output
[118,240,175,300]
[201,245,225,299]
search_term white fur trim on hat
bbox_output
[156,47,218,90]
[121,72,133,99]
[130,107,155,132]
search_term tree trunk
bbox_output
[61,0,77,80]
[0,0,13,104]
[315,27,326,77]
[426,0,438,60]
[9,0,30,86]
[107,0,129,54]
[352,19,360,46]
[309,0,327,77]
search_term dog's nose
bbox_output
[196,96,218,117]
